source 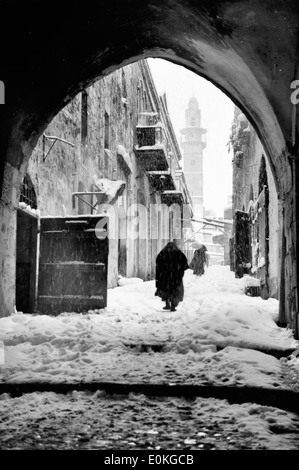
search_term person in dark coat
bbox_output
[190,244,209,276]
[155,241,189,311]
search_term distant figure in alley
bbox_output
[155,241,189,312]
[190,244,209,276]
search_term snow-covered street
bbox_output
[1,265,299,450]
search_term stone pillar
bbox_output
[0,161,24,316]
[278,209,286,326]
[282,160,299,338]
[294,152,299,339]
[0,202,17,316]
[287,79,299,339]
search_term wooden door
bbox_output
[16,209,38,312]
[234,210,251,278]
[37,215,109,315]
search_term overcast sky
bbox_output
[148,58,235,218]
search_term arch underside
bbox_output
[0,0,297,196]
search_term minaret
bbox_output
[180,97,206,219]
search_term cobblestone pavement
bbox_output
[1,390,299,450]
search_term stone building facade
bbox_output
[230,107,281,303]
[21,59,192,301]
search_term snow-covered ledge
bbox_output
[117,145,133,174]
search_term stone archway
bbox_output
[0,1,298,333]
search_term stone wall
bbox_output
[231,109,280,300]
[25,60,186,291]
[283,189,297,329]
[231,112,298,331]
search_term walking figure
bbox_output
[155,242,189,311]
[190,244,209,276]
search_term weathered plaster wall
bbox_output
[26,63,163,289]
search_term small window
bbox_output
[104,111,110,149]
[19,174,37,209]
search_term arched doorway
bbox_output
[16,174,38,313]
[0,1,298,335]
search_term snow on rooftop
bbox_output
[136,122,164,128]
[94,178,126,197]
[41,214,109,219]
[136,144,165,150]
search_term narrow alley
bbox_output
[1,266,299,450]
[1,0,299,456]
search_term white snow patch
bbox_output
[0,266,298,390]
[18,202,40,217]
[117,276,144,286]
